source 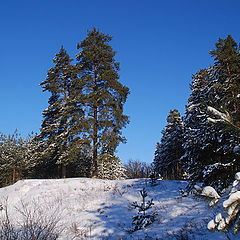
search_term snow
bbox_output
[207,106,229,121]
[223,191,240,208]
[215,213,223,223]
[201,186,220,198]
[235,172,240,181]
[0,178,237,239]
[207,220,216,231]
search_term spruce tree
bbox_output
[205,35,240,187]
[153,109,184,179]
[183,36,240,190]
[131,188,156,232]
[182,69,216,185]
[183,68,234,190]
[73,27,130,177]
[39,46,74,178]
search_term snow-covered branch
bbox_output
[207,106,240,130]
[201,172,240,233]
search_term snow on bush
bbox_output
[201,186,220,198]
[202,172,240,233]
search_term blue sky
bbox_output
[1,0,240,164]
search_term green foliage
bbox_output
[74,27,130,177]
[0,131,39,187]
[131,188,156,232]
[37,28,129,179]
[39,46,76,178]
[181,35,240,190]
[154,109,184,180]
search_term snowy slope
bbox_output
[0,178,236,239]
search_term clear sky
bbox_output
[1,0,240,164]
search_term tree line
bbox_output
[153,35,240,190]
[0,27,130,186]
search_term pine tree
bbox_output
[153,109,184,179]
[39,46,75,178]
[73,27,130,177]
[209,35,240,127]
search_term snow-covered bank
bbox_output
[0,178,236,239]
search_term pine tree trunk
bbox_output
[62,84,68,179]
[226,63,237,112]
[12,168,16,184]
[92,63,98,177]
[62,165,66,178]
[16,170,20,182]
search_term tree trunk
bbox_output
[92,63,98,177]
[226,63,237,112]
[62,83,68,179]
[62,165,66,178]
[12,168,16,184]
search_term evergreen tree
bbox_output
[182,69,217,185]
[153,109,184,179]
[183,36,240,190]
[183,68,235,190]
[73,27,130,177]
[39,46,75,178]
[97,153,126,180]
[204,35,240,188]
[131,188,156,232]
[0,131,39,187]
[209,35,240,128]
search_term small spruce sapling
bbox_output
[131,188,156,232]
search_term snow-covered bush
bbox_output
[198,172,240,234]
[98,153,126,180]
[130,188,156,232]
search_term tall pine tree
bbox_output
[209,35,240,128]
[73,27,130,177]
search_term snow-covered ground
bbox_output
[0,178,237,239]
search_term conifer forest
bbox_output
[153,35,240,191]
[0,31,239,191]
[0,28,129,186]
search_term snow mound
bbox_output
[0,178,236,239]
